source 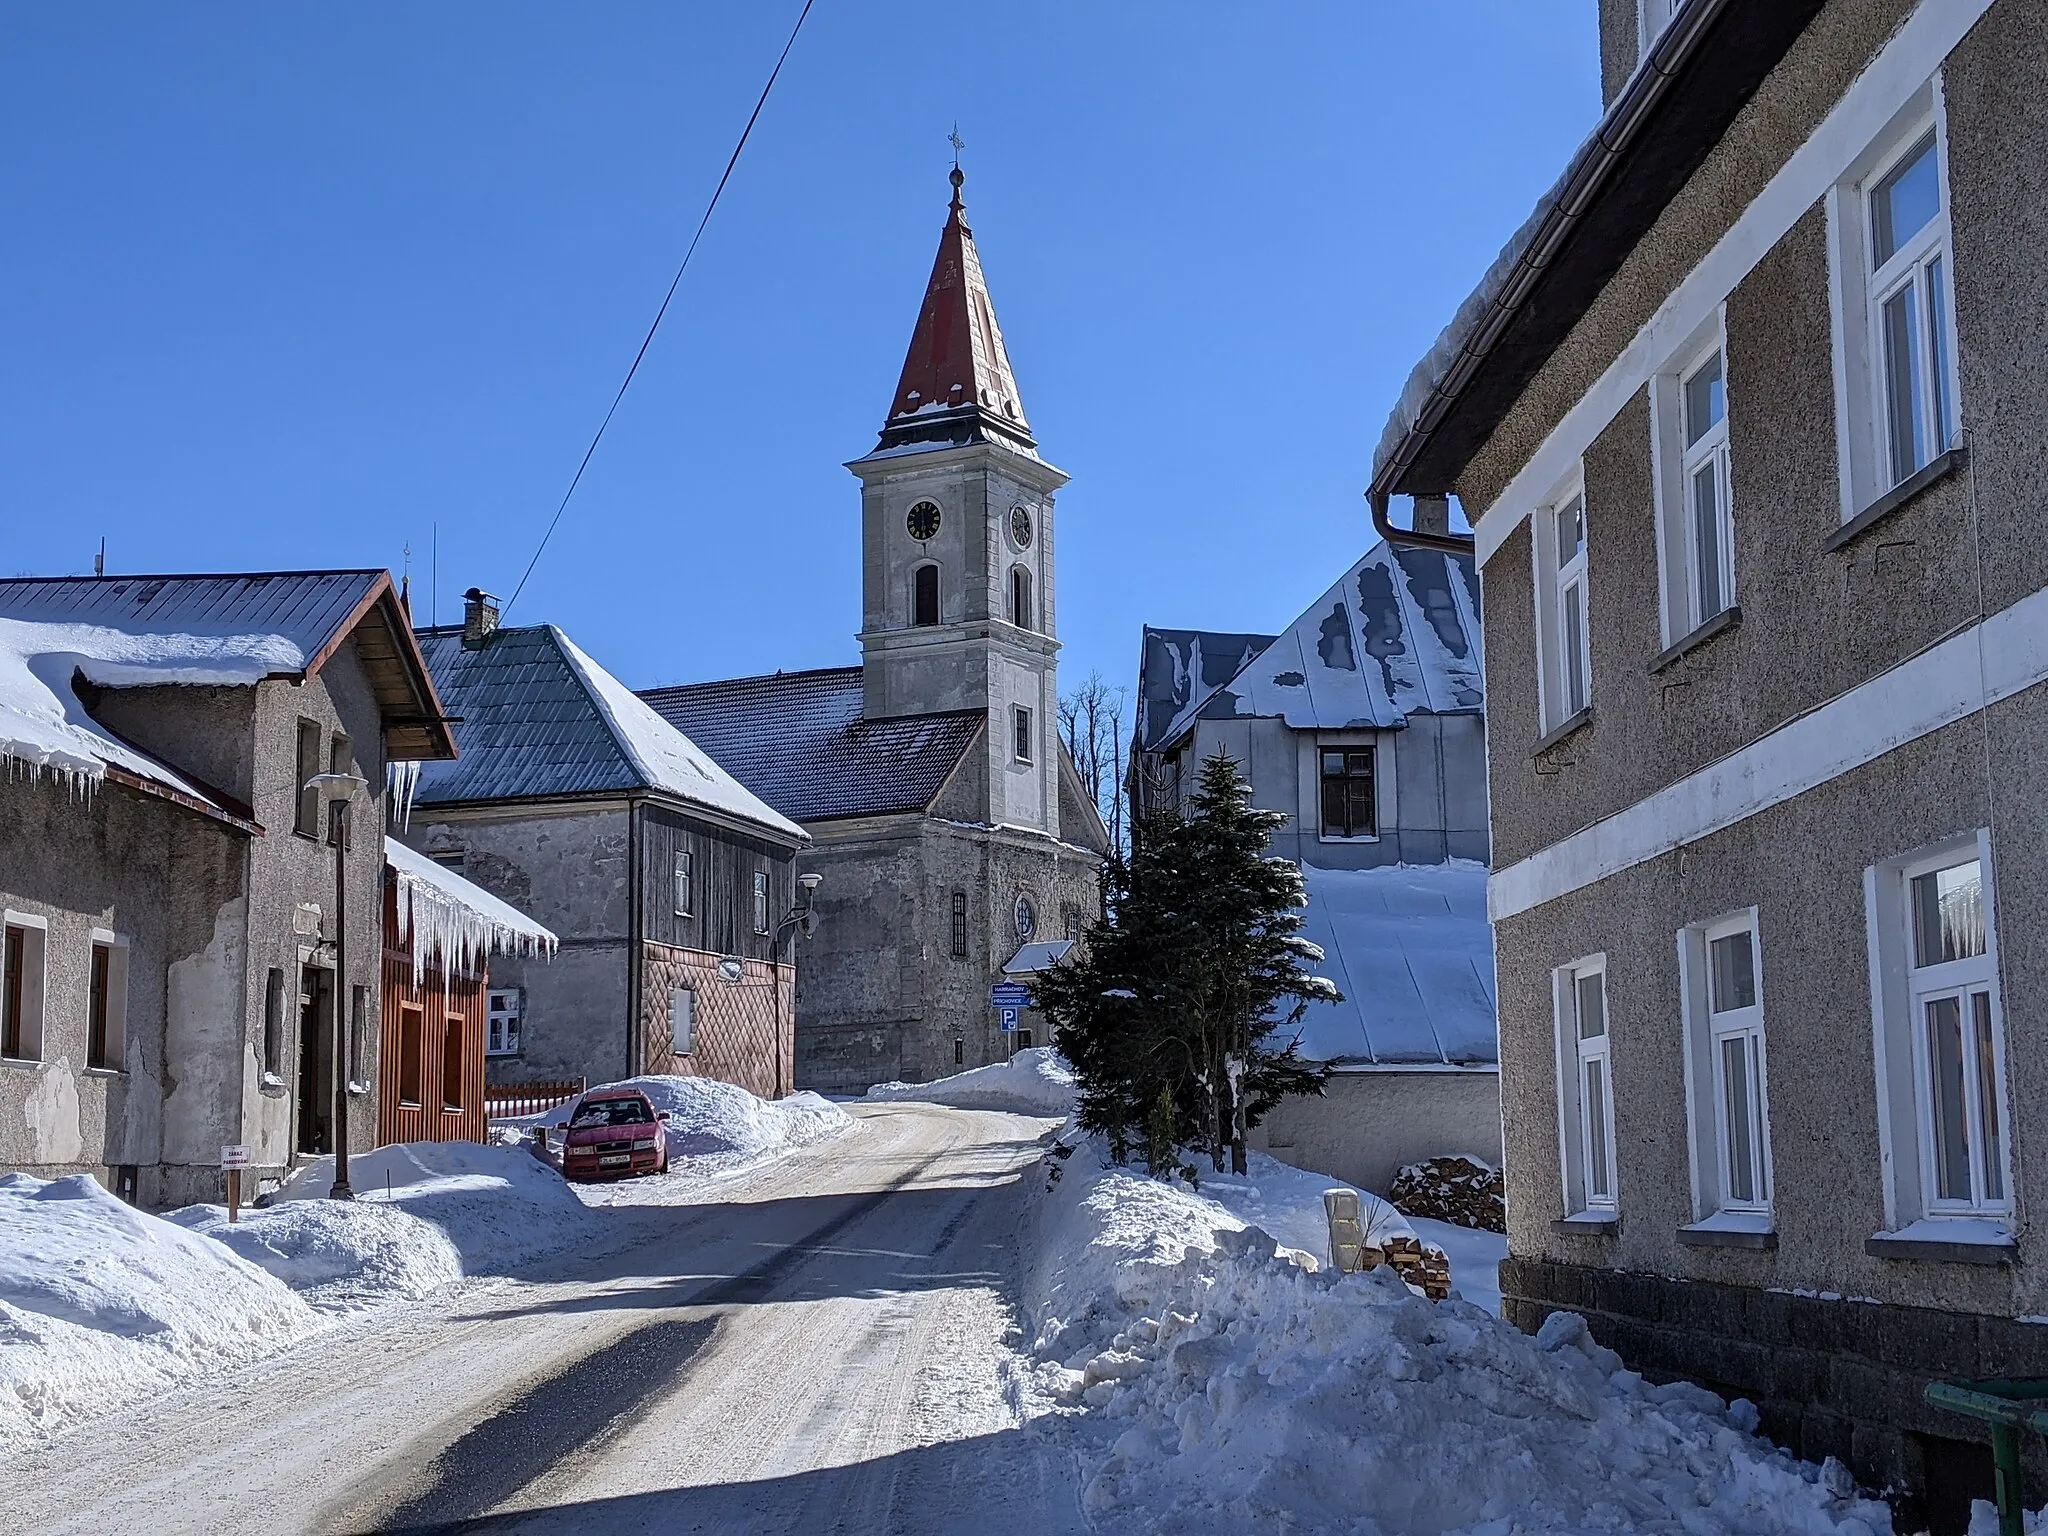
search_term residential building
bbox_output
[377,836,556,1147]
[1133,539,1498,1193]
[641,168,1110,1095]
[1372,0,2048,1522]
[398,596,808,1101]
[0,570,453,1206]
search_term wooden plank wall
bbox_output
[377,886,489,1147]
[639,806,795,962]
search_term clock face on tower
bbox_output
[1010,505,1034,549]
[906,501,942,542]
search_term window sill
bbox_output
[1823,445,1967,554]
[1317,834,1382,845]
[1865,1217,2013,1266]
[1678,1213,1777,1250]
[0,1056,42,1070]
[1532,707,1593,758]
[1649,605,1742,675]
[84,1066,126,1079]
[1553,1211,1619,1237]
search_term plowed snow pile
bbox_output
[0,1173,320,1446]
[1025,1143,1892,1535]
[866,1045,1077,1115]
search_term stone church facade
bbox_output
[643,168,1108,1093]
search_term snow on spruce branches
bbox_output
[1035,752,1334,1180]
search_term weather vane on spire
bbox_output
[949,124,965,169]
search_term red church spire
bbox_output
[876,167,1036,454]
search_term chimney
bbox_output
[461,587,499,650]
[1411,494,1452,537]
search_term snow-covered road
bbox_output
[0,1104,1088,1536]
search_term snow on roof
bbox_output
[1004,939,1075,976]
[385,836,556,980]
[1136,628,1278,755]
[0,615,287,803]
[551,632,806,842]
[1147,543,1481,752]
[1280,862,1497,1068]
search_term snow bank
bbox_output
[167,1198,463,1313]
[0,1173,321,1446]
[1024,1142,1890,1535]
[865,1046,1078,1116]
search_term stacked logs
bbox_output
[1388,1154,1506,1234]
[1322,1188,1452,1301]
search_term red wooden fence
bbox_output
[483,1078,586,1120]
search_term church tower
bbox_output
[847,167,1069,838]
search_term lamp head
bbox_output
[305,770,368,803]
[798,872,823,893]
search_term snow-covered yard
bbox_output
[1020,1137,1895,1535]
[0,1078,852,1449]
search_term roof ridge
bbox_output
[639,662,862,696]
[0,569,387,585]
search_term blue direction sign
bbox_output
[998,1006,1021,1032]
[990,982,1031,1009]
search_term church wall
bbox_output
[792,818,930,1093]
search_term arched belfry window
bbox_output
[913,564,940,627]
[1010,566,1034,630]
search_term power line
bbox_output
[503,0,818,618]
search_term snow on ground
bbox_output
[1407,1215,1509,1317]
[0,1172,322,1447]
[865,1046,1077,1116]
[1023,1138,1892,1535]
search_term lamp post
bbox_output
[770,873,822,1099]
[306,769,367,1200]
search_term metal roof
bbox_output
[639,667,985,824]
[1138,542,1482,754]
[0,571,385,664]
[411,626,802,839]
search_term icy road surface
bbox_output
[0,1104,1088,1536]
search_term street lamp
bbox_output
[305,768,367,1200]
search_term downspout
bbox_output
[1366,0,1731,554]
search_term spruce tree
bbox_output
[1035,751,1333,1180]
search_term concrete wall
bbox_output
[1249,1068,1502,1198]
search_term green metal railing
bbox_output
[1924,1378,2048,1536]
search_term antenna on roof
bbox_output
[431,522,439,630]
[94,537,104,578]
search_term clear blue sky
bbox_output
[1,4,1598,700]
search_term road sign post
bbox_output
[997,1006,1020,1032]
[221,1144,252,1223]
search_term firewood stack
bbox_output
[1381,1235,1453,1301]
[1388,1154,1507,1234]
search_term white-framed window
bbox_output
[1532,484,1592,729]
[486,988,522,1056]
[670,985,696,1056]
[672,852,691,918]
[1013,706,1034,764]
[1866,833,2010,1228]
[1679,912,1771,1221]
[87,931,131,1073]
[1553,957,1617,1216]
[1,913,49,1063]
[1827,90,1961,518]
[1637,0,1681,60]
[1652,323,1737,645]
[752,871,770,935]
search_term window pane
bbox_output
[1347,779,1375,836]
[1321,751,1346,778]
[1583,1057,1610,1200]
[1925,995,1972,1202]
[1684,352,1725,447]
[1882,285,1926,483]
[1321,778,1348,838]
[1561,581,1588,715]
[1972,990,2004,1203]
[1575,971,1605,1041]
[1911,860,1985,966]
[1556,497,1585,564]
[1872,134,1940,267]
[1346,752,1373,777]
[1691,462,1724,620]
[1926,254,1953,455]
[1721,1034,1756,1205]
[1708,929,1756,1013]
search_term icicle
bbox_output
[386,759,422,831]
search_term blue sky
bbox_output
[1,4,1598,700]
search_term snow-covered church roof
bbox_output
[385,836,556,980]
[1282,862,1497,1068]
[1137,541,1482,756]
[410,624,805,843]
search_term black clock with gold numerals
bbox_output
[906,501,941,541]
[1010,505,1033,548]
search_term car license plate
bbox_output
[598,1154,629,1167]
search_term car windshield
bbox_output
[569,1098,653,1128]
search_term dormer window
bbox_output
[913,564,940,627]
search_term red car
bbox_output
[556,1087,671,1181]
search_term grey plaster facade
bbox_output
[1381,0,2048,1521]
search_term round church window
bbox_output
[1014,894,1038,941]
[906,501,941,541]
